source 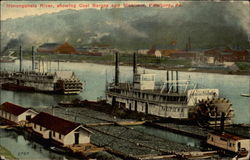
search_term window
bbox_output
[59,134,62,139]
[34,124,36,129]
[40,126,42,131]
[53,131,55,137]
[211,137,213,142]
[220,138,227,142]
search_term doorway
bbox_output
[26,115,31,121]
[238,142,241,151]
[74,133,79,145]
[49,131,52,139]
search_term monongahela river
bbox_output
[0,60,249,160]
[1,60,249,124]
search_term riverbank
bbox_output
[21,53,250,76]
[0,145,16,160]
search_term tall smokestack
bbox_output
[176,71,179,93]
[133,52,137,83]
[32,46,35,71]
[115,52,119,85]
[19,46,22,72]
[220,112,225,133]
[166,71,169,92]
[171,70,174,92]
[57,59,60,71]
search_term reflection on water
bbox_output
[0,129,79,160]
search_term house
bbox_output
[138,49,149,55]
[30,112,92,146]
[37,42,77,54]
[155,50,162,58]
[207,132,250,153]
[0,102,38,124]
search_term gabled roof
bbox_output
[30,112,90,135]
[0,102,29,116]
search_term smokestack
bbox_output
[166,71,169,92]
[220,112,225,133]
[171,70,174,92]
[115,52,119,85]
[38,59,40,72]
[57,59,60,71]
[19,46,22,72]
[176,71,179,93]
[32,46,35,71]
[133,52,137,83]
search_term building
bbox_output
[207,132,250,153]
[76,45,115,56]
[37,42,77,54]
[204,48,250,62]
[0,102,38,124]
[155,50,162,58]
[30,112,92,146]
[138,49,149,55]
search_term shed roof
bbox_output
[30,112,90,135]
[0,102,29,116]
[210,132,246,141]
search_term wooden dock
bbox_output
[137,151,218,159]
[116,121,145,126]
[66,143,105,154]
[85,121,145,127]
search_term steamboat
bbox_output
[0,70,83,94]
[0,46,83,95]
[106,53,234,126]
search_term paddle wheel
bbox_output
[195,98,234,127]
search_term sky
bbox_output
[1,1,249,21]
[0,1,180,20]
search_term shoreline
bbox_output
[0,144,16,160]
[54,59,250,76]
[3,57,250,76]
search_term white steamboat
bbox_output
[106,53,234,125]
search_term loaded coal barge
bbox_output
[105,52,234,126]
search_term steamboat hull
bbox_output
[1,83,80,95]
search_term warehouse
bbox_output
[30,112,92,146]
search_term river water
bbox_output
[1,60,249,124]
[0,128,79,160]
[0,60,248,159]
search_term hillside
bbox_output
[1,2,249,53]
